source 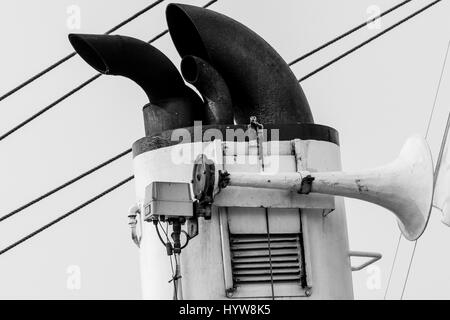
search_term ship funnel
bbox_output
[166,3,314,124]
[68,33,203,136]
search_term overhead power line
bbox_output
[400,42,450,299]
[298,0,442,82]
[425,40,450,139]
[0,0,218,144]
[0,0,165,102]
[383,233,402,299]
[288,0,412,67]
[400,240,418,299]
[0,176,134,257]
[0,74,101,141]
[0,148,132,223]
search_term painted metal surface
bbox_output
[308,135,433,241]
[132,123,340,158]
[181,55,233,125]
[132,134,353,299]
[68,33,203,137]
[166,4,313,124]
[143,182,193,219]
[349,251,382,272]
[222,136,433,241]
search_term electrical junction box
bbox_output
[143,181,193,220]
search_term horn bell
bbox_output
[310,135,434,241]
[214,135,434,241]
[391,135,434,240]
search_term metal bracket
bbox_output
[349,251,382,271]
[128,204,142,248]
[299,175,315,194]
[218,170,230,189]
[186,217,199,239]
[192,154,216,201]
[248,116,265,170]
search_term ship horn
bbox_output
[166,3,314,124]
[181,55,233,125]
[207,135,434,241]
[68,33,203,136]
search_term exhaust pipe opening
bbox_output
[166,4,314,124]
[180,55,200,83]
[166,4,208,59]
[181,55,233,125]
[69,34,109,73]
[68,33,194,103]
[68,33,204,136]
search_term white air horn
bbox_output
[194,135,434,241]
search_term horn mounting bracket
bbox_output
[192,154,215,220]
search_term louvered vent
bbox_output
[230,233,305,286]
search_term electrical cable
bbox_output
[155,222,167,246]
[400,240,417,299]
[394,39,449,300]
[160,221,178,300]
[288,0,412,67]
[426,41,450,139]
[180,231,190,250]
[0,148,132,222]
[298,0,442,83]
[173,253,180,300]
[155,221,188,250]
[0,175,134,256]
[0,0,165,102]
[383,233,402,299]
[0,74,101,142]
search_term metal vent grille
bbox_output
[230,233,305,286]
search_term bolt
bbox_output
[225,288,235,298]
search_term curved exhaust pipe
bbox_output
[68,33,203,136]
[166,4,314,124]
[181,55,233,125]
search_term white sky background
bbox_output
[0,0,449,299]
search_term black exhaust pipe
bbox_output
[166,4,314,124]
[181,55,233,125]
[68,33,203,136]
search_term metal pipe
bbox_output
[68,34,203,136]
[128,204,141,248]
[181,55,233,125]
[225,171,305,192]
[348,251,382,271]
[166,4,313,124]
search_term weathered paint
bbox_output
[132,138,353,299]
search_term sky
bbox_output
[0,0,449,299]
